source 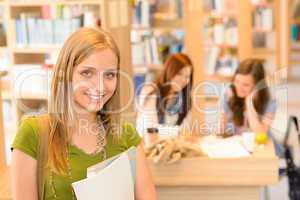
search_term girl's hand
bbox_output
[245,94,252,110]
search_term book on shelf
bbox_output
[205,16,238,47]
[203,0,224,12]
[252,7,273,31]
[206,46,238,76]
[133,0,183,28]
[252,31,275,49]
[15,5,101,48]
[0,23,6,47]
[153,0,183,19]
[133,0,151,28]
[0,48,9,71]
[207,46,220,75]
[215,53,238,76]
[131,29,184,69]
[131,35,161,66]
[293,0,300,19]
[291,24,300,42]
[203,0,237,13]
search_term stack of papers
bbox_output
[72,148,136,200]
[200,136,251,158]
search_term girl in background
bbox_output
[136,53,193,134]
[220,58,277,139]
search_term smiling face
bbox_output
[233,74,255,98]
[170,66,192,92]
[72,48,118,113]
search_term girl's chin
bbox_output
[237,93,247,98]
[74,101,105,113]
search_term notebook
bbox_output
[72,147,136,200]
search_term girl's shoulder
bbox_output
[223,85,233,101]
[119,121,142,148]
[11,115,43,159]
[138,83,158,106]
[140,84,157,96]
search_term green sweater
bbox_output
[11,116,141,200]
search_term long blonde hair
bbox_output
[48,27,121,174]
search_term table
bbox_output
[148,141,279,200]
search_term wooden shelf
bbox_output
[290,60,300,65]
[252,28,274,33]
[133,66,147,74]
[133,63,163,74]
[205,10,237,18]
[252,48,275,59]
[288,76,300,83]
[12,46,61,54]
[9,1,52,6]
[253,48,275,54]
[9,0,101,7]
[0,70,7,77]
[205,74,233,82]
[291,48,300,52]
[55,0,102,5]
[15,93,48,100]
[203,41,238,49]
[291,18,300,24]
[152,17,183,29]
[251,2,274,9]
[131,25,181,33]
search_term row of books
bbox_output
[203,0,236,13]
[132,36,161,66]
[291,24,300,42]
[133,0,183,28]
[153,0,183,18]
[206,47,238,76]
[15,5,100,47]
[131,29,184,69]
[204,17,238,47]
[252,7,273,31]
[252,31,275,48]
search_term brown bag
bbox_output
[37,114,50,200]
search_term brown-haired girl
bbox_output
[137,53,193,134]
[220,58,276,136]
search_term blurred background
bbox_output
[0,0,299,199]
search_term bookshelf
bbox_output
[200,0,287,82]
[251,0,282,77]
[0,0,133,167]
[131,0,184,77]
[201,0,252,82]
[289,0,300,81]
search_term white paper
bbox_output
[72,152,134,200]
[200,136,250,158]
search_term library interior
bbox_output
[0,0,300,200]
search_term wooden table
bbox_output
[0,140,279,200]
[148,141,279,200]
